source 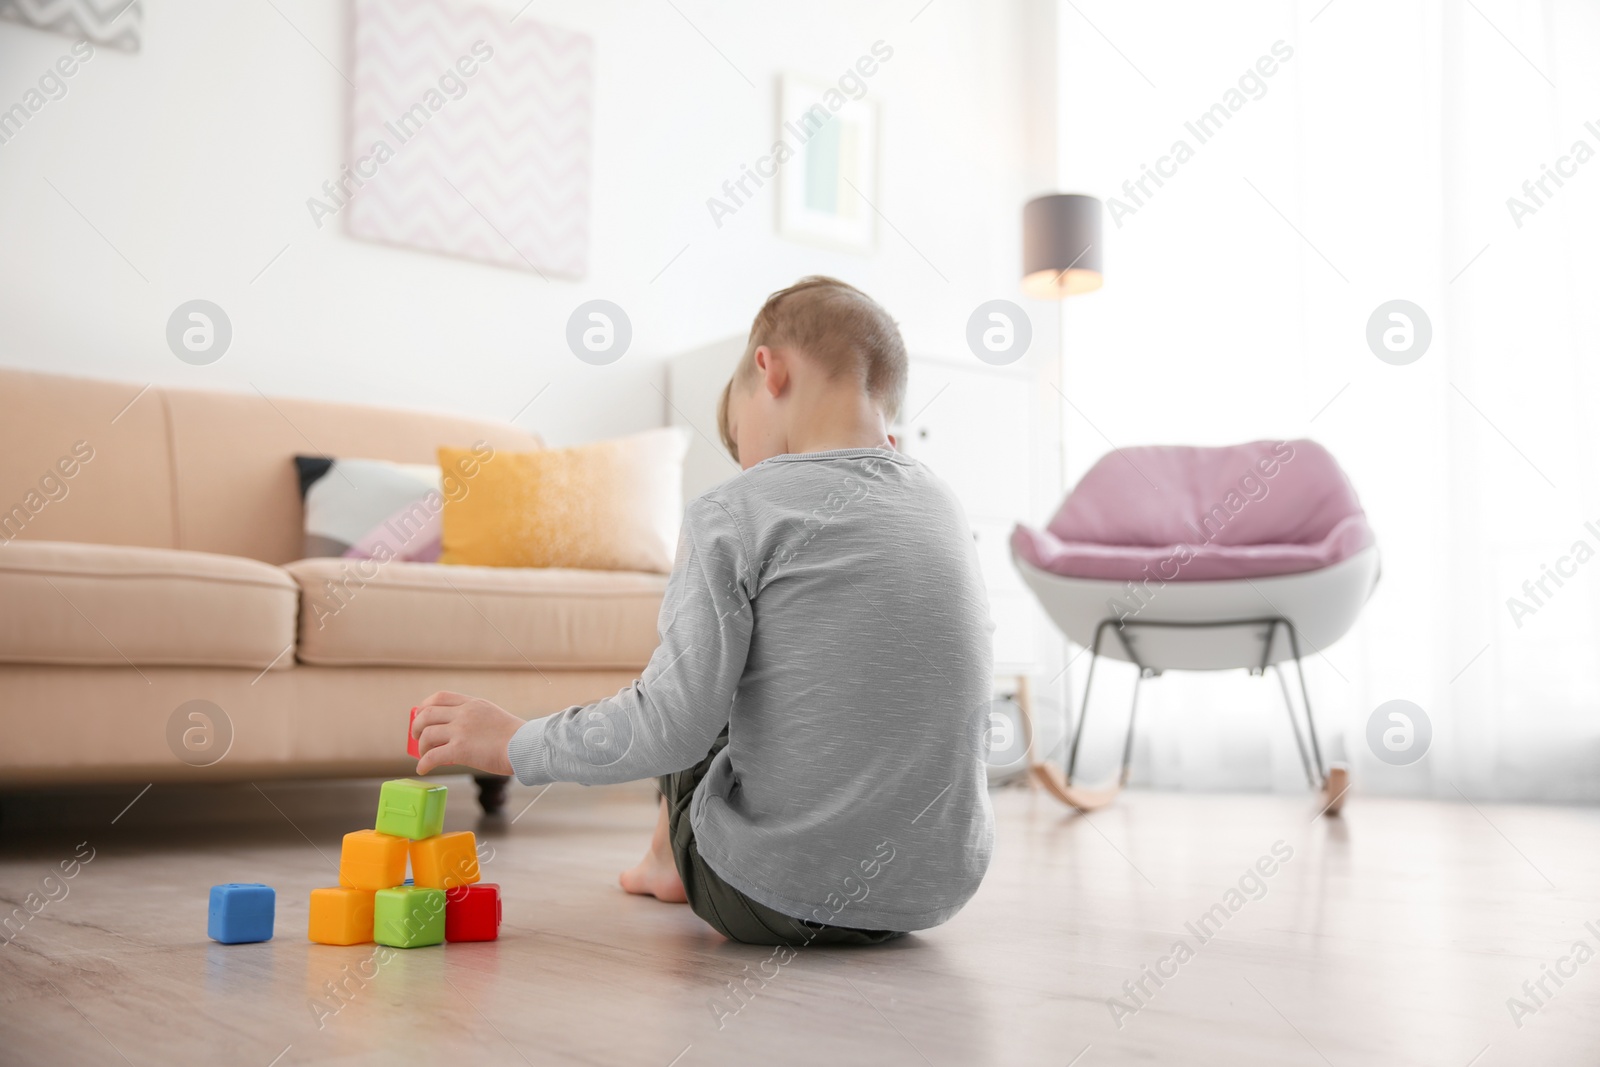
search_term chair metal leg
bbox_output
[1056,613,1333,799]
[1284,626,1328,786]
[1064,633,1104,786]
[1067,620,1146,788]
[1118,672,1143,787]
[1273,663,1317,788]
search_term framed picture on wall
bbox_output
[776,73,879,253]
[345,0,594,278]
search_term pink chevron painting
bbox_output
[346,0,592,277]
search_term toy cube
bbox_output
[339,829,409,890]
[445,883,501,943]
[308,886,375,945]
[407,707,421,759]
[208,883,275,944]
[410,831,480,890]
[374,779,446,840]
[374,886,445,948]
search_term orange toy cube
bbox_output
[410,831,480,890]
[308,886,376,945]
[339,829,409,890]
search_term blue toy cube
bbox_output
[208,883,275,944]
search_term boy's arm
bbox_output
[505,498,753,786]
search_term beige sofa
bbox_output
[0,368,665,810]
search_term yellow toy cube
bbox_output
[339,829,409,890]
[308,886,375,945]
[410,831,480,890]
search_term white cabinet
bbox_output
[665,335,746,503]
[894,356,1044,674]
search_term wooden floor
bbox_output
[1,777,1597,1066]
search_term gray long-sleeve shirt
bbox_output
[508,447,995,931]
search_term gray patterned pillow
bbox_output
[293,456,439,559]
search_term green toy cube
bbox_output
[373,887,446,948]
[374,779,446,840]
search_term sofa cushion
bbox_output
[284,559,666,669]
[0,541,298,669]
[0,369,176,549]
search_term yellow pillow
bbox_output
[438,428,687,572]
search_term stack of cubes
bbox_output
[308,779,501,947]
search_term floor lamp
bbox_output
[1022,192,1104,508]
[1014,192,1109,810]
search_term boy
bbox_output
[412,276,994,945]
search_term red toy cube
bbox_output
[407,707,420,759]
[445,883,500,942]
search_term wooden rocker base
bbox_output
[1011,675,1123,813]
[1027,762,1122,813]
[1030,756,1350,817]
[1317,765,1350,817]
[1008,674,1350,818]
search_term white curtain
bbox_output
[1051,0,1600,800]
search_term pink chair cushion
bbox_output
[1012,439,1375,582]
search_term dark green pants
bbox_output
[658,731,902,947]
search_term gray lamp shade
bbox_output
[1022,193,1103,299]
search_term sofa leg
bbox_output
[475,775,509,816]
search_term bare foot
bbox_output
[619,851,688,903]
[619,797,688,903]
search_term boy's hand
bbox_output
[412,692,523,776]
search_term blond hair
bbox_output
[716,276,908,458]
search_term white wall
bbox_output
[0,0,1057,446]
